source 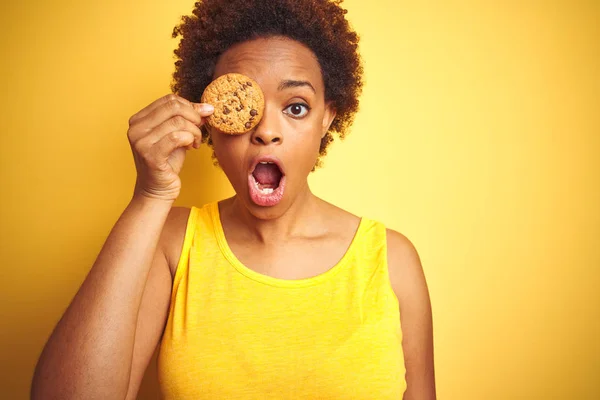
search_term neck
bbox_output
[224,182,325,244]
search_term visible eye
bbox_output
[283,103,310,119]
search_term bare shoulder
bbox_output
[385,228,427,304]
[318,199,361,233]
[160,206,192,277]
[386,228,437,397]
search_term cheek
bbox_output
[212,134,246,176]
[289,123,323,171]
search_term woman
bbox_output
[32,0,435,399]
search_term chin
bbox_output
[237,190,292,221]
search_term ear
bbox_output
[321,102,337,138]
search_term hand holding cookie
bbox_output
[127,94,214,201]
[201,73,265,134]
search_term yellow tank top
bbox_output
[157,202,406,399]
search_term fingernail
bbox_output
[196,103,214,113]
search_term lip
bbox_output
[248,155,286,177]
[247,154,286,207]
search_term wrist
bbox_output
[130,192,176,210]
[132,183,179,204]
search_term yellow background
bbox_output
[1,0,598,398]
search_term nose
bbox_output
[250,106,283,145]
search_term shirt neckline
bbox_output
[209,201,366,288]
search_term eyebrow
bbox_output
[278,79,316,94]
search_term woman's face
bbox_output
[209,36,335,220]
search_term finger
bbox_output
[128,100,206,145]
[152,130,195,161]
[135,97,204,132]
[129,94,191,127]
[146,116,203,146]
[191,103,216,117]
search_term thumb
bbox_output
[193,103,215,116]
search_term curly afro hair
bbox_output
[172,0,363,166]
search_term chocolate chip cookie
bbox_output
[200,73,265,134]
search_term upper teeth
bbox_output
[259,161,274,164]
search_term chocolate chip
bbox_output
[223,106,231,114]
[246,82,252,87]
[245,122,252,129]
[250,109,258,116]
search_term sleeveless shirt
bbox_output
[157,202,406,399]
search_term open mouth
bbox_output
[248,158,285,207]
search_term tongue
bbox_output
[253,163,282,187]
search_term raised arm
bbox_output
[31,95,213,399]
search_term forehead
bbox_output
[214,36,324,92]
